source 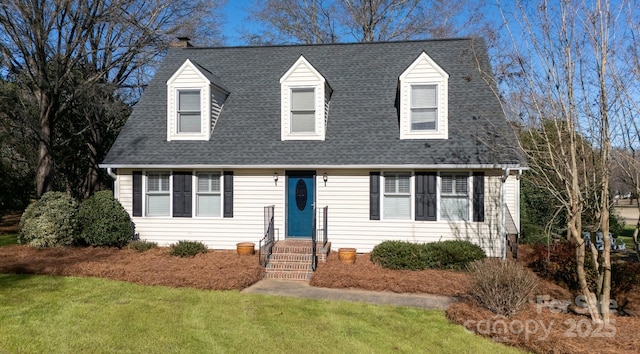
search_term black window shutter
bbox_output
[473,172,485,222]
[132,171,142,217]
[223,171,233,218]
[416,172,437,221]
[173,172,192,217]
[369,172,380,220]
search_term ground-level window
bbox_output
[146,172,170,216]
[440,173,469,221]
[197,173,221,217]
[383,172,411,219]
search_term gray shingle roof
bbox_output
[102,38,525,167]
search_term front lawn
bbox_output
[0,233,17,246]
[0,274,522,353]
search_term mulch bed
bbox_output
[0,245,264,290]
[311,251,469,297]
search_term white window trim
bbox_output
[166,59,212,141]
[144,171,171,217]
[194,172,223,218]
[381,172,413,221]
[289,87,317,134]
[399,52,449,140]
[409,84,438,132]
[280,55,327,141]
[438,172,472,222]
[176,90,203,134]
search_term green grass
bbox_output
[0,233,18,246]
[0,274,523,353]
[617,225,637,250]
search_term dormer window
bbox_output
[166,59,229,141]
[399,52,449,140]
[410,84,437,131]
[280,55,331,141]
[178,90,202,133]
[291,88,316,133]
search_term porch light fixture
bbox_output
[323,173,328,186]
[273,172,279,186]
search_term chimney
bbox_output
[171,37,193,48]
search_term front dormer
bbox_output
[280,55,331,141]
[166,59,229,141]
[399,52,449,140]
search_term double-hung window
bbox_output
[196,173,221,217]
[440,174,469,221]
[290,88,315,133]
[146,172,170,216]
[177,90,201,133]
[383,173,411,219]
[410,84,437,131]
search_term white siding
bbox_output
[504,173,520,231]
[210,86,228,133]
[115,168,511,257]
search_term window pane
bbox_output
[411,85,437,108]
[179,113,201,133]
[197,173,220,192]
[291,89,314,110]
[384,175,397,193]
[441,175,453,194]
[441,196,469,221]
[197,194,221,217]
[148,174,169,192]
[411,108,437,130]
[147,195,170,216]
[454,177,468,194]
[384,195,411,219]
[291,112,315,132]
[179,91,200,110]
[384,174,410,193]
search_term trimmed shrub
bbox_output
[77,190,133,247]
[370,240,486,271]
[370,240,430,270]
[128,240,157,252]
[468,258,538,316]
[423,240,486,270]
[170,240,207,257]
[18,191,80,248]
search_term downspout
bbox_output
[106,168,118,198]
[501,167,512,260]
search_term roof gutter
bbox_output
[99,163,528,170]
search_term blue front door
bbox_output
[286,172,315,238]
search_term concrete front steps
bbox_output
[264,240,331,280]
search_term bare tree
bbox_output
[0,0,224,198]
[245,0,489,44]
[498,0,627,324]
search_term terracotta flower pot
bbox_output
[338,248,357,264]
[236,242,255,255]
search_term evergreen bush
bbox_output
[169,240,207,257]
[127,240,157,252]
[18,191,79,248]
[77,190,133,247]
[370,240,485,270]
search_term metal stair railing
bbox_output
[259,205,275,267]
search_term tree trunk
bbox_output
[35,94,54,198]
